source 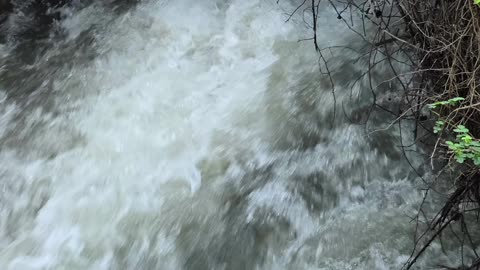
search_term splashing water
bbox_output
[0,0,465,269]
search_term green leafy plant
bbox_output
[445,125,480,165]
[475,0,480,6]
[428,97,465,109]
[429,97,480,165]
[433,120,445,134]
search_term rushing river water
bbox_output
[0,0,471,269]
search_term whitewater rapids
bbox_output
[0,0,467,269]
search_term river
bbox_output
[0,0,467,269]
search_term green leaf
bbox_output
[453,125,469,133]
[429,97,465,109]
[474,157,480,165]
[428,101,446,109]
[462,135,473,144]
[471,141,480,147]
[471,146,480,152]
[447,97,465,104]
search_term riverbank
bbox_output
[320,0,480,268]
[398,0,480,268]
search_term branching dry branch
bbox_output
[285,0,480,268]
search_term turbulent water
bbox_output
[0,0,469,269]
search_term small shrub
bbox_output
[430,97,480,165]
